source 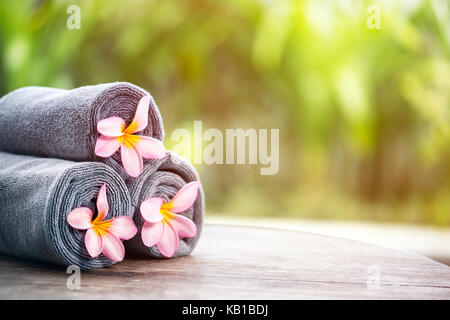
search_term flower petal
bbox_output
[95,135,122,158]
[141,221,164,248]
[95,184,109,222]
[109,216,138,240]
[156,222,179,258]
[121,142,143,177]
[140,197,164,223]
[124,95,150,134]
[168,181,201,213]
[166,211,197,238]
[97,117,126,137]
[101,232,125,262]
[85,228,103,258]
[67,207,93,230]
[126,135,166,159]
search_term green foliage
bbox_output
[0,0,449,224]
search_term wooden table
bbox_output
[1,225,449,299]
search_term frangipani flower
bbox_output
[67,184,137,262]
[95,95,166,177]
[140,181,200,258]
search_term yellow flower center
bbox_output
[91,210,112,235]
[123,120,138,135]
[160,201,174,221]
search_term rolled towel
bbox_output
[0,151,132,270]
[126,152,204,258]
[0,82,164,176]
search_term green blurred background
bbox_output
[0,0,449,225]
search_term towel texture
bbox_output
[126,152,204,258]
[0,82,164,176]
[0,151,132,270]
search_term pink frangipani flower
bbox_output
[95,95,166,177]
[140,181,201,258]
[67,184,138,262]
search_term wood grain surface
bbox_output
[1,224,449,299]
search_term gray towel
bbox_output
[0,151,132,270]
[126,152,204,258]
[0,82,164,176]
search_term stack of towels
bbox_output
[0,82,204,270]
